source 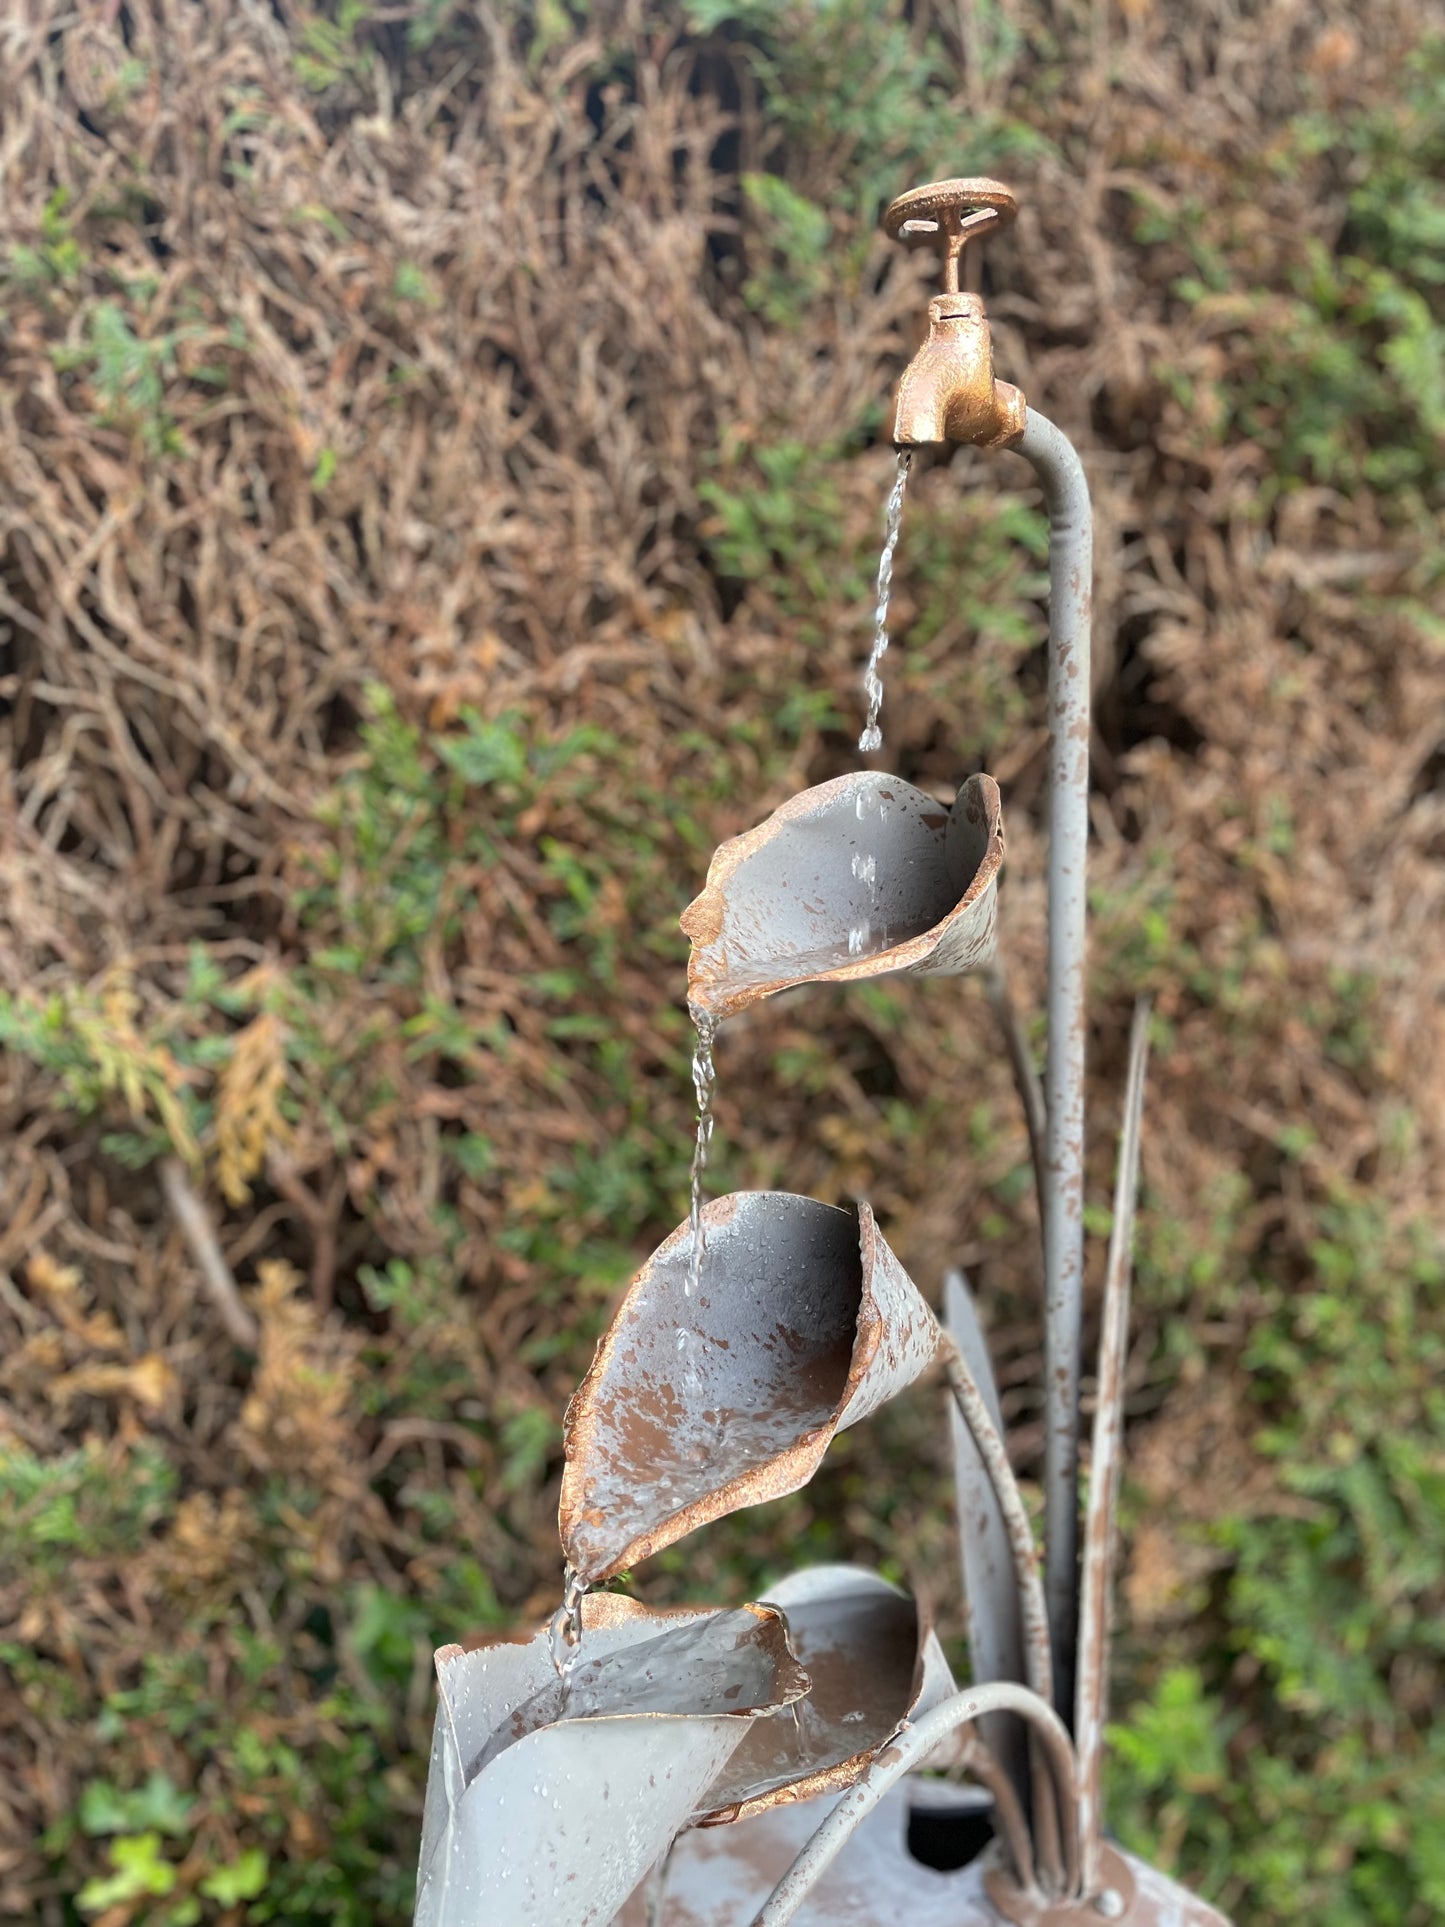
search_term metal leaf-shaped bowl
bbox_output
[559,1194,941,1582]
[413,1594,808,1927]
[681,772,1003,1021]
[697,1565,957,1826]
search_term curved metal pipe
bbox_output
[747,1683,1082,1927]
[1015,409,1093,1730]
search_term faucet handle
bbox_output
[882,177,1018,294]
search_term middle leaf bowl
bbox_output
[559,1193,942,1583]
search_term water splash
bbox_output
[685,1008,719,1301]
[549,1565,590,1684]
[858,450,912,754]
[846,804,887,960]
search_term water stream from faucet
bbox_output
[858,450,912,754]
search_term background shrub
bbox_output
[1,3,1441,1921]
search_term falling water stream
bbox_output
[858,450,912,755]
[546,455,911,1742]
[684,1008,719,1304]
[549,1565,590,1687]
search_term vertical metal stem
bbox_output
[1015,410,1093,1728]
[1075,1000,1151,1894]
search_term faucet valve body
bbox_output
[884,178,1027,451]
[892,292,1026,450]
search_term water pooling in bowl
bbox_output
[859,450,912,755]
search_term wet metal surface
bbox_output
[414,1595,806,1927]
[681,773,1003,1023]
[559,1194,941,1582]
[698,1566,955,1826]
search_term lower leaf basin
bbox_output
[681,771,1003,1022]
[696,1565,957,1826]
[559,1194,941,1583]
[413,1594,807,1927]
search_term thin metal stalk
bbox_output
[984,958,1048,1221]
[1075,1000,1151,1894]
[959,1736,1038,1893]
[749,1684,1081,1927]
[1015,409,1093,1728]
[937,1331,1063,1892]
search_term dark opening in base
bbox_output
[906,1798,995,1871]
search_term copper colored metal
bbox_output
[681,772,1004,1023]
[883,176,1018,293]
[883,178,1025,449]
[697,1566,956,1826]
[559,1194,941,1582]
[890,294,1027,450]
[414,1595,806,1927]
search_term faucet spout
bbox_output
[892,293,1026,451]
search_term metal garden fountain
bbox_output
[412,180,1232,1927]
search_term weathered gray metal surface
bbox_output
[680,772,1003,1022]
[560,1195,941,1583]
[414,1594,807,1927]
[615,1783,1001,1927]
[944,1271,1027,1800]
[613,1779,1229,1927]
[1014,408,1093,1730]
[1075,1002,1151,1895]
[750,1684,1082,1924]
[698,1566,956,1826]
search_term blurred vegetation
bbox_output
[1,2,1442,1924]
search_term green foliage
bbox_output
[77,1832,182,1914]
[53,301,193,455]
[1109,1202,1445,1923]
[1152,40,1445,517]
[5,185,83,288]
[0,1440,177,1581]
[684,0,1049,231]
[80,1774,196,1840]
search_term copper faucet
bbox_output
[883,178,1026,450]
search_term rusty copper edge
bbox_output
[681,775,1004,1023]
[696,1579,948,1827]
[450,1593,810,1724]
[558,1198,942,1582]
